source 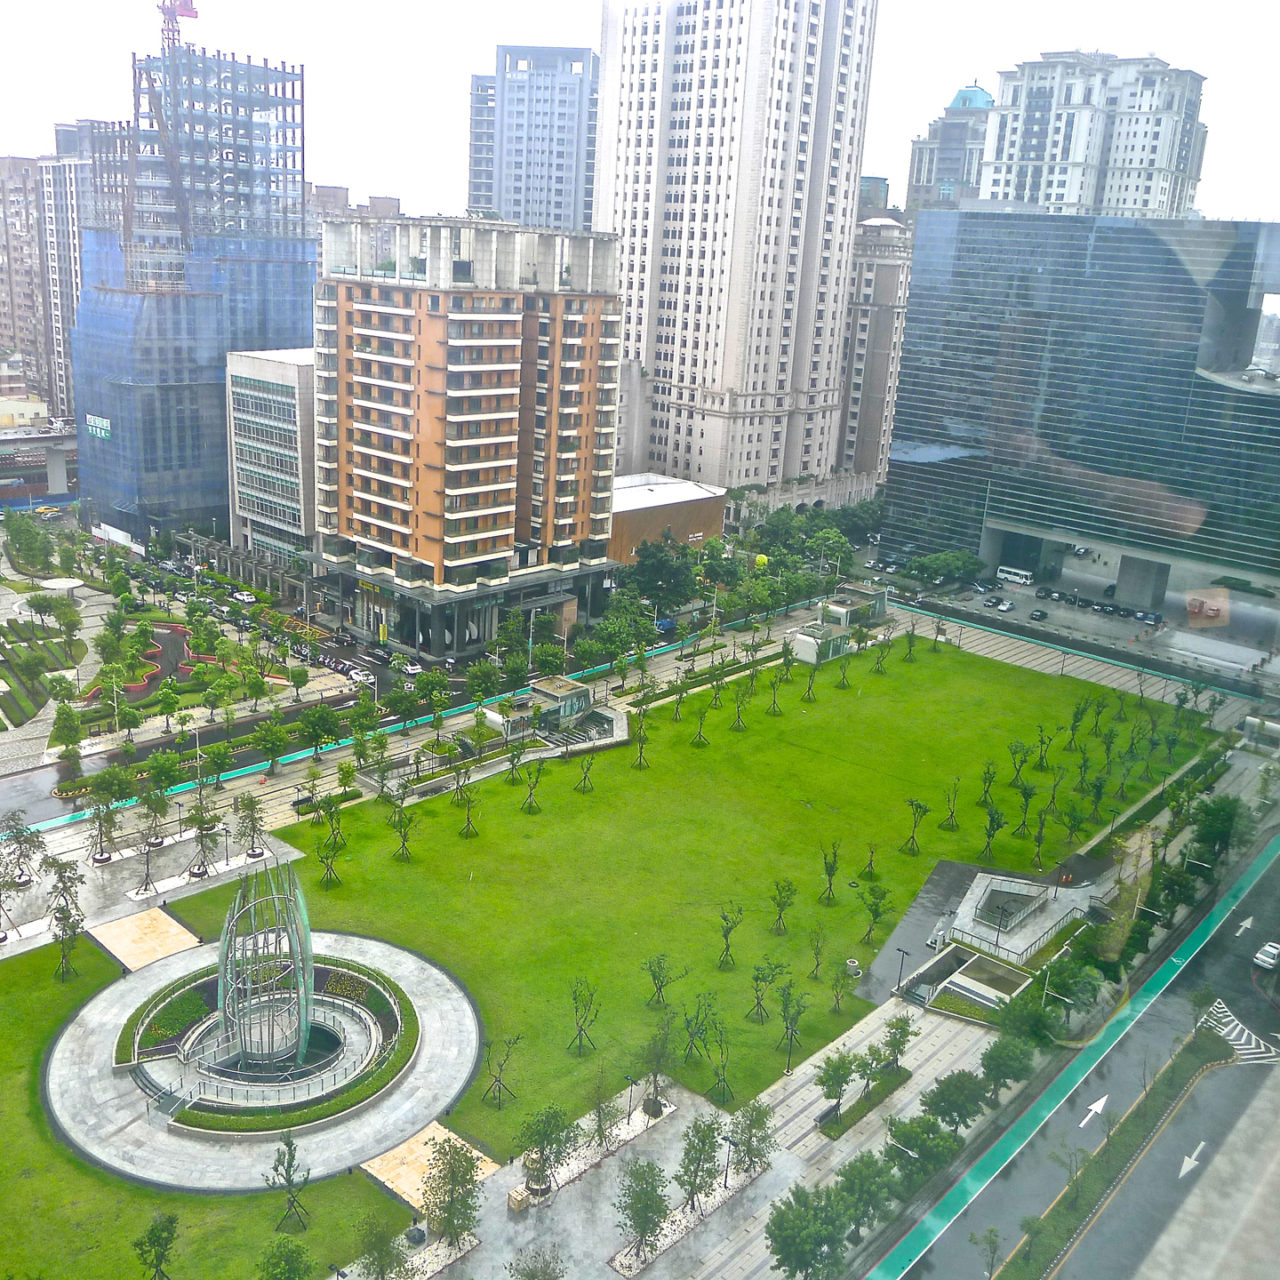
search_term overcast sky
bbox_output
[2,0,1274,221]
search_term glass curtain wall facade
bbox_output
[72,45,315,541]
[882,211,1280,581]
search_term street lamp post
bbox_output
[625,1074,639,1122]
[175,799,184,837]
[992,903,1012,951]
[895,947,911,993]
[223,828,230,869]
[722,1134,738,1189]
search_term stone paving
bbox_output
[362,1120,499,1212]
[43,931,481,1191]
[88,906,199,971]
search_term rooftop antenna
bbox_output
[159,1,199,52]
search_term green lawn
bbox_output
[1,638,1209,1278]
[0,944,405,1280]
[172,641,1208,1160]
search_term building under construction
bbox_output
[71,12,315,542]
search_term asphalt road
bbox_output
[894,834,1280,1280]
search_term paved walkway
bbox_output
[44,930,481,1191]
[89,906,200,970]
[386,999,992,1280]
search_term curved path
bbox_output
[44,931,481,1192]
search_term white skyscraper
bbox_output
[979,51,1206,217]
[597,0,878,489]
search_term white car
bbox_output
[351,669,376,687]
[997,600,1015,613]
[232,590,257,604]
[402,661,425,677]
[1254,941,1280,970]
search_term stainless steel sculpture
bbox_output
[217,861,314,1067]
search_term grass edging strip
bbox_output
[820,1065,912,1140]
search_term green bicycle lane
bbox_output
[867,832,1280,1280]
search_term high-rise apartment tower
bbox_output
[315,216,619,657]
[979,51,1206,216]
[0,158,49,401]
[597,0,879,489]
[467,46,599,232]
[906,85,993,212]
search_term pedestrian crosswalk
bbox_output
[1200,999,1280,1064]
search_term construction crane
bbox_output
[159,1,199,52]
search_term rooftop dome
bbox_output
[950,84,994,111]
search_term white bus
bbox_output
[996,565,1034,586]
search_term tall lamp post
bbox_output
[175,799,184,837]
[625,1075,639,1122]
[722,1134,738,1189]
[895,947,911,994]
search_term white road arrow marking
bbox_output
[1078,1094,1109,1127]
[1236,917,1254,937]
[1179,1141,1206,1178]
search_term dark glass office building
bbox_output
[882,211,1280,603]
[72,45,315,542]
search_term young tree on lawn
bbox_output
[939,777,960,831]
[836,1150,895,1243]
[980,1035,1036,1103]
[770,876,797,933]
[978,760,997,806]
[767,669,783,715]
[816,1050,855,1119]
[859,883,891,943]
[1034,723,1062,771]
[1007,739,1031,785]
[921,1069,988,1133]
[615,1159,669,1263]
[518,1104,580,1192]
[882,1014,919,1069]
[979,805,1006,862]
[1012,781,1037,837]
[901,797,930,854]
[675,1115,722,1213]
[44,853,85,981]
[1058,800,1085,842]
[255,1236,313,1280]
[253,713,290,775]
[819,840,840,903]
[746,958,787,1022]
[421,1134,481,1249]
[765,1183,850,1280]
[775,980,809,1070]
[155,679,181,734]
[132,1211,179,1280]
[263,1130,310,1231]
[568,976,600,1055]
[353,1210,409,1280]
[727,1098,778,1174]
[642,953,690,1006]
[506,1244,567,1280]
[717,901,743,968]
[830,966,851,1014]
[808,924,826,980]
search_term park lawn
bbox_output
[0,942,406,1280]
[173,639,1209,1160]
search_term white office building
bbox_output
[226,348,316,565]
[597,0,878,490]
[978,51,1206,217]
